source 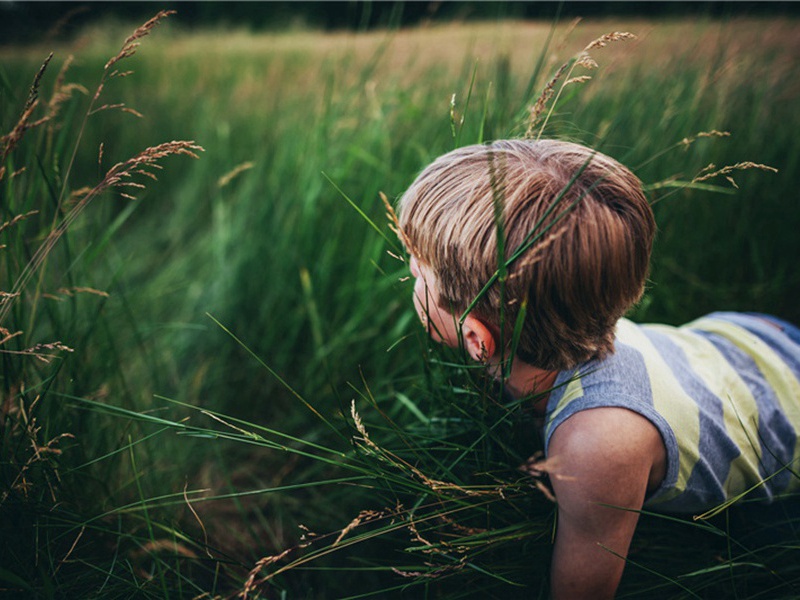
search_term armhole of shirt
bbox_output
[543,393,681,505]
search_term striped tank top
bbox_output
[544,312,800,514]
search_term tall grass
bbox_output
[1,12,799,599]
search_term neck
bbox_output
[498,356,559,415]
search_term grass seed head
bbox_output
[583,31,637,51]
[525,62,569,138]
[105,10,177,71]
[692,161,778,183]
[565,75,593,86]
[575,53,599,70]
[25,53,53,112]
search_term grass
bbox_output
[1,10,799,599]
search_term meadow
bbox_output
[1,10,799,599]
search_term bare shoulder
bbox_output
[548,406,666,500]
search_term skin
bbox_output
[409,256,667,599]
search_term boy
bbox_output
[397,139,800,599]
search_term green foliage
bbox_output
[1,13,798,599]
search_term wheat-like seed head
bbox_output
[692,161,778,183]
[1,341,75,364]
[0,211,38,236]
[526,30,636,140]
[696,130,731,138]
[45,55,88,122]
[333,509,385,547]
[0,141,203,324]
[105,10,176,71]
[350,400,381,452]
[0,327,22,346]
[381,191,418,259]
[0,101,41,181]
[565,75,593,86]
[575,53,599,70]
[680,130,731,149]
[525,62,569,139]
[25,53,53,112]
[240,548,294,599]
[583,31,637,51]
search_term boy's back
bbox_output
[546,312,800,514]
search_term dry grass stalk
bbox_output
[575,53,599,70]
[397,518,472,575]
[391,558,467,579]
[240,548,294,599]
[411,468,485,497]
[201,410,257,439]
[46,57,88,122]
[137,539,198,559]
[680,129,731,148]
[0,51,77,181]
[525,62,568,138]
[692,161,778,184]
[565,75,592,86]
[526,31,635,139]
[696,129,731,139]
[0,341,74,363]
[42,289,106,301]
[381,191,415,259]
[350,399,381,453]
[0,394,75,505]
[351,401,501,501]
[351,401,493,498]
[437,514,488,536]
[217,160,255,188]
[128,539,200,580]
[64,186,93,207]
[0,295,21,308]
[25,52,53,112]
[333,509,385,546]
[583,31,637,51]
[0,328,22,346]
[0,211,39,235]
[39,10,177,215]
[407,516,438,553]
[0,140,203,324]
[518,452,574,503]
[105,10,177,72]
[0,101,41,182]
[53,526,86,574]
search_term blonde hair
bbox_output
[398,139,655,370]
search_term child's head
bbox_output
[398,139,655,371]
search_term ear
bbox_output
[461,315,497,363]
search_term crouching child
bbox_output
[396,139,800,599]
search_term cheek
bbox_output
[412,278,460,347]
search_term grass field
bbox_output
[1,11,799,599]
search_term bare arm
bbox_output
[546,407,666,600]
